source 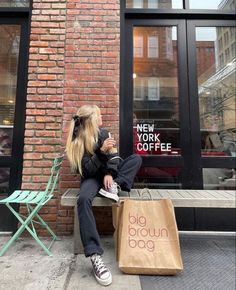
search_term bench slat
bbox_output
[178,190,197,199]
[166,190,183,199]
[195,190,217,199]
[213,190,234,199]
[61,188,236,208]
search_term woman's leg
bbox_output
[115,154,142,191]
[78,178,113,286]
[77,178,103,257]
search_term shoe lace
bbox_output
[92,255,108,274]
[109,182,120,192]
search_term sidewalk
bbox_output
[0,233,235,290]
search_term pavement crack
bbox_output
[62,255,77,290]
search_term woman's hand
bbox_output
[100,137,116,152]
[103,175,113,189]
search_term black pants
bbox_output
[77,154,142,257]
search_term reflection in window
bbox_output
[134,35,143,57]
[166,27,174,60]
[203,168,235,190]
[197,27,236,158]
[148,36,159,58]
[230,27,235,38]
[135,166,182,188]
[218,38,223,51]
[0,0,29,7]
[134,77,160,100]
[126,0,183,9]
[134,77,145,100]
[231,42,236,57]
[0,25,21,127]
[132,0,143,8]
[0,168,10,195]
[0,25,20,156]
[189,0,236,11]
[148,0,158,8]
[133,26,180,156]
[148,78,160,100]
[0,129,12,156]
[224,31,229,46]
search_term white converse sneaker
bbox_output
[90,254,112,286]
[99,182,120,202]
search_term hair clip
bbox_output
[72,115,81,141]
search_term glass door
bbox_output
[0,18,29,231]
[121,19,191,189]
[187,20,236,190]
[121,19,236,191]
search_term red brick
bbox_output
[30,41,49,47]
[32,176,48,182]
[28,81,46,87]
[26,109,46,115]
[23,168,42,175]
[37,88,57,94]
[38,74,57,80]
[34,145,55,152]
[24,138,43,144]
[36,131,56,137]
[24,153,43,160]
[36,116,56,122]
[25,123,45,129]
[33,160,52,167]
[21,183,42,190]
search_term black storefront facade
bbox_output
[0,0,235,233]
[120,1,236,231]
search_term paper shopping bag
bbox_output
[112,201,125,261]
[118,199,183,275]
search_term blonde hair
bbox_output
[66,105,100,175]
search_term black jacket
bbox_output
[81,128,120,179]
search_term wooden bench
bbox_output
[61,188,236,254]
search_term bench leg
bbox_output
[74,204,84,255]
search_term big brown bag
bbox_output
[112,193,183,275]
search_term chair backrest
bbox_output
[45,155,64,196]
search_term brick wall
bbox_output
[60,0,120,235]
[21,0,120,235]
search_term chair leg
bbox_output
[28,205,58,241]
[0,203,53,256]
[0,203,40,256]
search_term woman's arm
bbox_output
[81,150,108,178]
[81,128,117,178]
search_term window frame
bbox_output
[0,7,30,231]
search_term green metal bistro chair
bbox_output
[0,155,64,257]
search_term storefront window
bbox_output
[0,0,29,7]
[0,128,12,156]
[197,27,236,157]
[189,0,236,11]
[126,0,183,9]
[133,26,180,156]
[135,166,182,188]
[203,168,235,190]
[0,168,10,196]
[0,25,20,155]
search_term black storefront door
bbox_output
[0,17,29,231]
[121,19,236,230]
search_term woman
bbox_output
[66,105,142,286]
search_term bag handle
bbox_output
[138,188,153,200]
